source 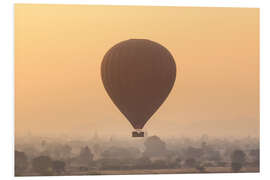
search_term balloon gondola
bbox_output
[101,39,176,137]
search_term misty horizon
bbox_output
[14,4,259,176]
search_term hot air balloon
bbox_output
[101,39,176,137]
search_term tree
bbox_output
[231,162,243,172]
[185,146,203,159]
[143,136,168,157]
[185,158,197,168]
[101,146,138,160]
[206,150,221,162]
[231,150,246,172]
[15,150,28,176]
[166,157,181,169]
[80,146,93,160]
[52,160,66,174]
[249,149,259,167]
[151,159,168,169]
[134,156,152,169]
[32,156,53,175]
[62,145,72,159]
[92,143,101,155]
[78,146,94,167]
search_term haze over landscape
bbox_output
[15,5,259,139]
[14,4,259,176]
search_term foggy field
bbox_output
[15,134,259,176]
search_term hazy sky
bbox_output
[15,4,259,138]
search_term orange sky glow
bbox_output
[15,4,259,138]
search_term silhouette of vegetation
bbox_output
[167,156,182,169]
[69,146,94,169]
[52,160,66,174]
[151,159,168,169]
[32,156,53,175]
[249,149,259,167]
[185,146,203,159]
[206,149,221,162]
[231,150,246,172]
[134,156,152,169]
[14,135,259,175]
[231,162,242,172]
[98,157,134,170]
[184,158,197,168]
[101,146,139,159]
[79,146,93,162]
[15,150,28,176]
[143,136,168,157]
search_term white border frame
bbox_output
[1,0,269,180]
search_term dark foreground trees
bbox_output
[231,150,246,172]
[134,156,152,169]
[184,158,197,168]
[249,149,260,168]
[79,146,94,166]
[52,160,66,174]
[143,136,167,157]
[32,155,66,175]
[32,156,53,175]
[15,150,28,176]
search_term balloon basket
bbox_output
[132,131,144,137]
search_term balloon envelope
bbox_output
[101,39,176,129]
